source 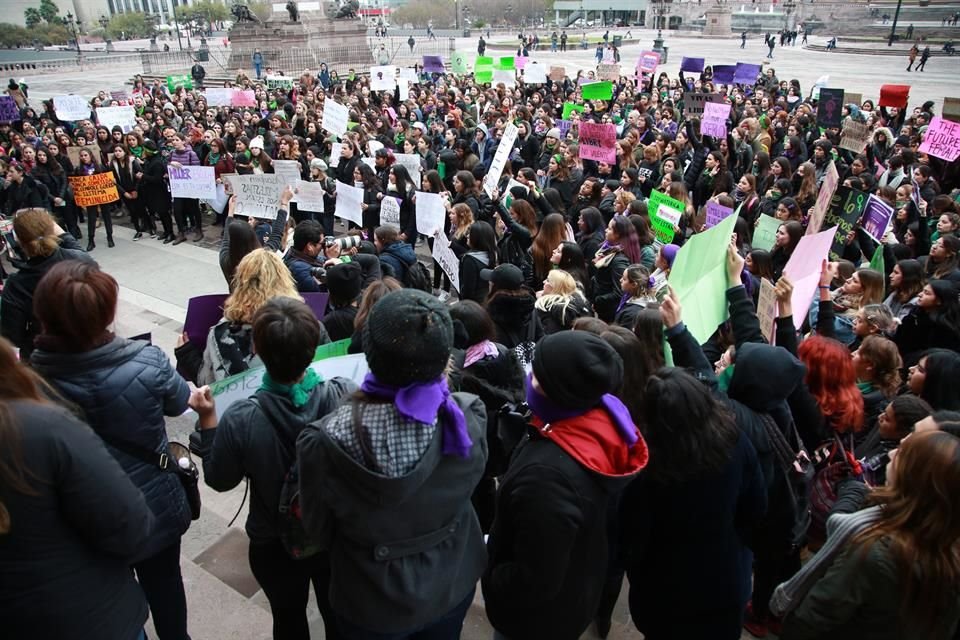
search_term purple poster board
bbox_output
[704,201,734,229]
[712,65,736,84]
[860,194,894,242]
[422,56,445,73]
[0,96,20,122]
[184,292,329,345]
[680,57,705,73]
[734,63,762,85]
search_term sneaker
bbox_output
[133,232,143,241]
[149,231,158,239]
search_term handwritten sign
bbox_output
[334,181,364,226]
[578,122,617,164]
[273,159,302,191]
[482,123,518,198]
[321,99,349,137]
[825,186,868,261]
[204,88,234,106]
[169,165,216,199]
[265,75,293,90]
[807,161,839,235]
[701,101,730,138]
[596,64,620,81]
[549,66,566,81]
[233,173,282,219]
[432,229,461,292]
[860,194,894,242]
[293,180,325,212]
[232,90,256,107]
[69,173,120,207]
[328,142,343,169]
[705,201,734,229]
[757,278,777,344]
[684,92,724,118]
[416,191,446,235]
[0,96,20,122]
[380,196,401,228]
[753,215,781,252]
[649,189,685,244]
[394,153,423,186]
[839,120,869,154]
[95,106,137,133]
[918,116,960,161]
[165,74,193,91]
[53,95,90,121]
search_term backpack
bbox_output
[807,432,862,548]
[499,235,534,285]
[403,260,433,292]
[759,413,814,550]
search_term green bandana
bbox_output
[259,368,322,408]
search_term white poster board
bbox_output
[293,180,325,212]
[232,173,283,219]
[321,99,349,137]
[95,106,137,133]
[168,166,217,200]
[482,123,519,198]
[432,229,461,292]
[335,180,364,226]
[416,191,446,236]
[54,95,90,121]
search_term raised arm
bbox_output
[661,289,717,387]
[726,242,765,348]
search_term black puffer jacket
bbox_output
[486,290,543,349]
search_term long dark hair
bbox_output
[557,241,589,291]
[599,326,649,425]
[226,221,262,287]
[641,367,739,482]
[467,220,497,266]
[390,164,414,198]
[893,258,924,302]
[920,348,960,411]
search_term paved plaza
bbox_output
[9,29,959,639]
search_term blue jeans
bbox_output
[254,63,262,79]
[334,587,475,640]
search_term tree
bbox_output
[24,7,42,28]
[39,0,60,24]
[105,12,153,39]
[0,22,31,48]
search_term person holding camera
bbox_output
[374,225,417,282]
[284,220,329,293]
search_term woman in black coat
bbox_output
[2,163,46,215]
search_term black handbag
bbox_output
[102,435,202,521]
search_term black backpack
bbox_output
[403,260,433,292]
[760,413,814,550]
[498,235,534,286]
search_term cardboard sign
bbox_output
[232,173,283,219]
[582,81,613,101]
[712,65,736,85]
[684,92,724,118]
[482,123,518,198]
[596,64,620,81]
[578,122,617,164]
[845,92,863,109]
[96,106,137,133]
[380,196,401,228]
[53,95,90,121]
[292,180,325,212]
[649,189,685,244]
[231,90,257,107]
[265,75,294,90]
[204,88,234,106]
[824,186,869,261]
[637,51,659,74]
[169,165,216,199]
[432,228,460,293]
[918,116,960,161]
[783,226,838,331]
[757,278,777,344]
[166,74,193,91]
[879,84,909,109]
[704,201,734,229]
[416,191,445,235]
[334,181,364,226]
[860,194,894,242]
[680,57,704,73]
[422,55,444,73]
[69,173,120,207]
[549,66,566,82]
[817,88,845,128]
[701,101,730,138]
[0,96,20,122]
[753,215,781,252]
[807,161,839,235]
[839,120,869,154]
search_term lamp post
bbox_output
[171,1,184,51]
[887,0,903,46]
[62,12,82,58]
[651,0,672,58]
[782,0,796,29]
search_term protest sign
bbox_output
[816,88,845,128]
[398,67,419,85]
[783,225,838,331]
[394,153,423,185]
[705,201,734,229]
[53,95,90,121]
[824,186,869,261]
[596,64,620,81]
[680,57,704,73]
[451,52,469,74]
[474,56,494,83]
[495,57,515,71]
[335,181,364,226]
[95,106,137,133]
[578,122,617,164]
[637,51,660,74]
[169,165,216,200]
[380,196,401,228]
[701,101,730,138]
[292,180,325,212]
[110,90,128,103]
[549,66,566,81]
[231,90,257,107]
[185,292,331,349]
[556,119,573,137]
[753,215,781,252]
[166,74,193,91]
[712,65,736,85]
[562,102,585,121]
[423,55,445,73]
[839,120,869,154]
[684,92,724,118]
[860,194,895,242]
[845,92,862,110]
[204,88,233,107]
[232,174,282,219]
[523,63,547,84]
[582,81,613,101]
[416,191,446,235]
[273,160,302,190]
[69,173,120,207]
[432,229,461,292]
[667,213,738,344]
[328,142,343,168]
[0,96,19,122]
[265,75,294,90]
[369,65,397,91]
[807,161,839,235]
[918,116,960,162]
[649,189,685,244]
[757,278,777,344]
[879,84,909,109]
[869,244,885,276]
[733,63,761,85]
[320,99,348,138]
[515,56,528,69]
[493,69,516,88]
[483,123,519,198]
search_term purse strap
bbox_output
[99,433,172,472]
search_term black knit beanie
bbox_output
[532,332,623,411]
[363,289,453,386]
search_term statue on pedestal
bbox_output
[231,3,262,24]
[286,0,299,22]
[334,0,359,19]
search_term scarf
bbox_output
[207,151,222,166]
[464,339,499,368]
[259,368,321,408]
[360,373,472,458]
[525,374,639,447]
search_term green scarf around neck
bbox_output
[259,368,322,408]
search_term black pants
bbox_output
[125,195,154,233]
[85,205,113,243]
[55,203,81,239]
[248,540,340,640]
[133,540,190,640]
[750,519,800,620]
[173,198,201,234]
[146,192,174,237]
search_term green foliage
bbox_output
[175,0,229,29]
[105,12,154,39]
[390,0,455,28]
[0,23,31,47]
[24,7,42,28]
[39,0,60,24]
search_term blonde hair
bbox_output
[451,203,474,240]
[223,249,301,323]
[536,269,585,327]
[13,208,60,258]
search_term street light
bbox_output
[62,12,82,57]
[651,0,673,57]
[887,0,903,47]
[782,0,797,29]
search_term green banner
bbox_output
[752,214,781,252]
[166,74,193,91]
[869,244,885,274]
[475,70,493,84]
[582,81,613,101]
[495,56,515,71]
[648,189,685,244]
[561,102,584,121]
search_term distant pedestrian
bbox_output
[907,43,919,71]
[917,45,931,71]
[252,48,264,79]
[767,37,775,58]
[407,35,415,52]
[906,23,914,39]
[741,31,747,48]
[551,31,558,52]
[560,30,567,51]
[478,36,486,56]
[596,43,604,64]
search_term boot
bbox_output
[172,232,187,246]
[86,240,95,252]
[163,233,175,244]
[107,237,115,248]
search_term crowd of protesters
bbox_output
[1,38,959,640]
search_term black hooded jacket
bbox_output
[485,290,543,349]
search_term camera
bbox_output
[309,266,327,282]
[324,235,362,251]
